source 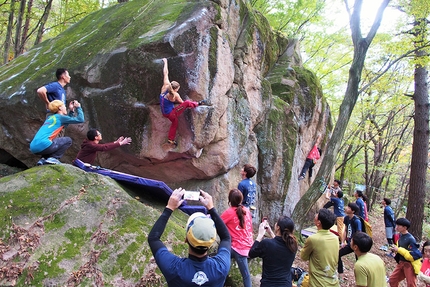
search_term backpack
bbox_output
[357,216,372,237]
[291,266,306,282]
[297,273,309,287]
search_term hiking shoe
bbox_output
[298,175,305,180]
[167,139,177,146]
[36,158,46,166]
[45,157,61,165]
[198,99,212,106]
[379,245,389,251]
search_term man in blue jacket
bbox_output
[354,190,367,219]
[324,180,345,237]
[382,198,396,245]
[148,189,231,286]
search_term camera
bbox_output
[183,191,200,201]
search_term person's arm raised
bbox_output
[162,58,170,86]
[148,188,185,255]
[200,190,231,249]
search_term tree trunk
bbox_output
[14,0,26,56]
[291,0,391,231]
[3,0,16,64]
[20,0,34,54]
[406,18,429,239]
[34,0,53,45]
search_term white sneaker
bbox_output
[45,157,61,165]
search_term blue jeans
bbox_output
[232,249,251,287]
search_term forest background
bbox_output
[1,0,429,239]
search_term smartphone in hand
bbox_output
[183,191,200,201]
[262,217,268,229]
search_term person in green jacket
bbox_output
[351,232,387,287]
[300,209,339,287]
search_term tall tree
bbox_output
[291,0,391,230]
[405,0,430,239]
[34,0,53,45]
[3,0,16,64]
[14,0,26,56]
[20,0,34,54]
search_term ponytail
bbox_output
[228,189,246,229]
[236,204,246,229]
[277,216,298,253]
[281,228,298,253]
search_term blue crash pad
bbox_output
[73,159,206,215]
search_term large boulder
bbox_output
[0,0,331,222]
[0,164,194,286]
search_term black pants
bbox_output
[338,244,357,274]
[300,158,315,178]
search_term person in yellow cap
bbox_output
[148,188,231,286]
[30,100,84,165]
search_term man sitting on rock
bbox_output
[75,128,131,165]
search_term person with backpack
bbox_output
[338,202,363,276]
[354,190,367,220]
[389,218,421,287]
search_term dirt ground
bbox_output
[293,210,426,287]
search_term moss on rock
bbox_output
[0,164,192,286]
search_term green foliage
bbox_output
[251,0,325,37]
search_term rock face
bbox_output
[0,0,331,222]
[0,164,191,286]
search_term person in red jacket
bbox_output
[75,129,131,165]
[299,134,322,180]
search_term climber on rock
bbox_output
[159,58,211,146]
[299,134,322,181]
